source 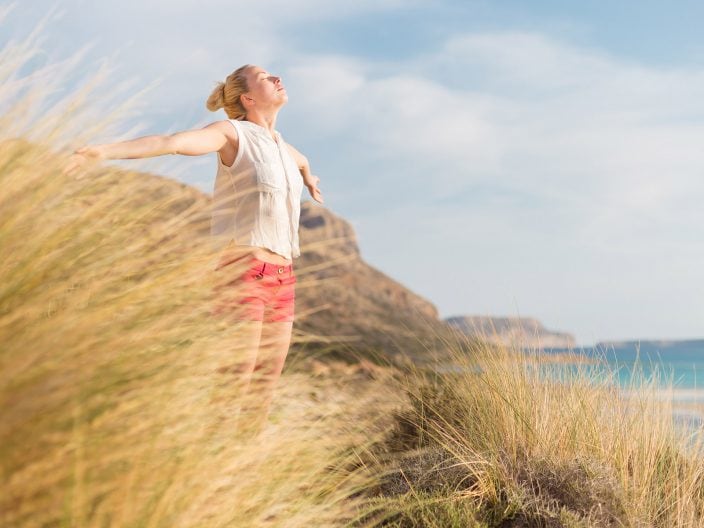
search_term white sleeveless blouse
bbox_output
[210,119,304,259]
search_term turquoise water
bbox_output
[543,340,704,401]
[436,339,704,431]
[539,340,704,432]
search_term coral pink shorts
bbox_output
[211,253,296,323]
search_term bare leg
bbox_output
[237,320,294,434]
[212,320,263,430]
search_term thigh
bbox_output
[257,275,295,372]
[215,319,264,375]
[258,320,294,365]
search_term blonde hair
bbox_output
[206,64,253,120]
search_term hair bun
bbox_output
[205,81,226,111]
[206,65,252,119]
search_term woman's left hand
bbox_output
[63,145,105,179]
[304,175,324,204]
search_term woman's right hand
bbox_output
[62,122,232,179]
[63,145,104,179]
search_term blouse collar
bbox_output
[240,119,281,142]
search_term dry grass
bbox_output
[0,20,400,527]
[357,335,704,527]
[1,125,387,527]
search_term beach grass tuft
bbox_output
[356,334,704,527]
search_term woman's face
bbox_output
[243,65,287,109]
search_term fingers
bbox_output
[62,157,79,177]
[75,145,99,157]
[305,175,323,203]
[305,183,323,202]
[62,152,90,179]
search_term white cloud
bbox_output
[278,31,704,341]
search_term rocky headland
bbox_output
[444,315,576,350]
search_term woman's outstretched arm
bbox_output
[286,143,323,204]
[63,121,235,176]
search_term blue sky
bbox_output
[4,1,704,345]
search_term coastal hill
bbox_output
[294,201,456,363]
[445,315,576,350]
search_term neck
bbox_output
[245,109,278,138]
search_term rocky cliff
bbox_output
[294,201,455,363]
[445,316,576,350]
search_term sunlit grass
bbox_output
[0,19,399,527]
[360,333,704,527]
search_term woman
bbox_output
[65,64,324,436]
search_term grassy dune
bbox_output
[4,22,704,528]
[365,342,704,527]
[0,26,404,525]
[0,137,403,527]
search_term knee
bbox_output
[216,361,256,376]
[251,360,285,381]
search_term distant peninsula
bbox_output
[444,316,576,350]
[594,339,704,350]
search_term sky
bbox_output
[4,0,704,346]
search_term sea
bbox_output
[540,339,704,430]
[542,339,704,401]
